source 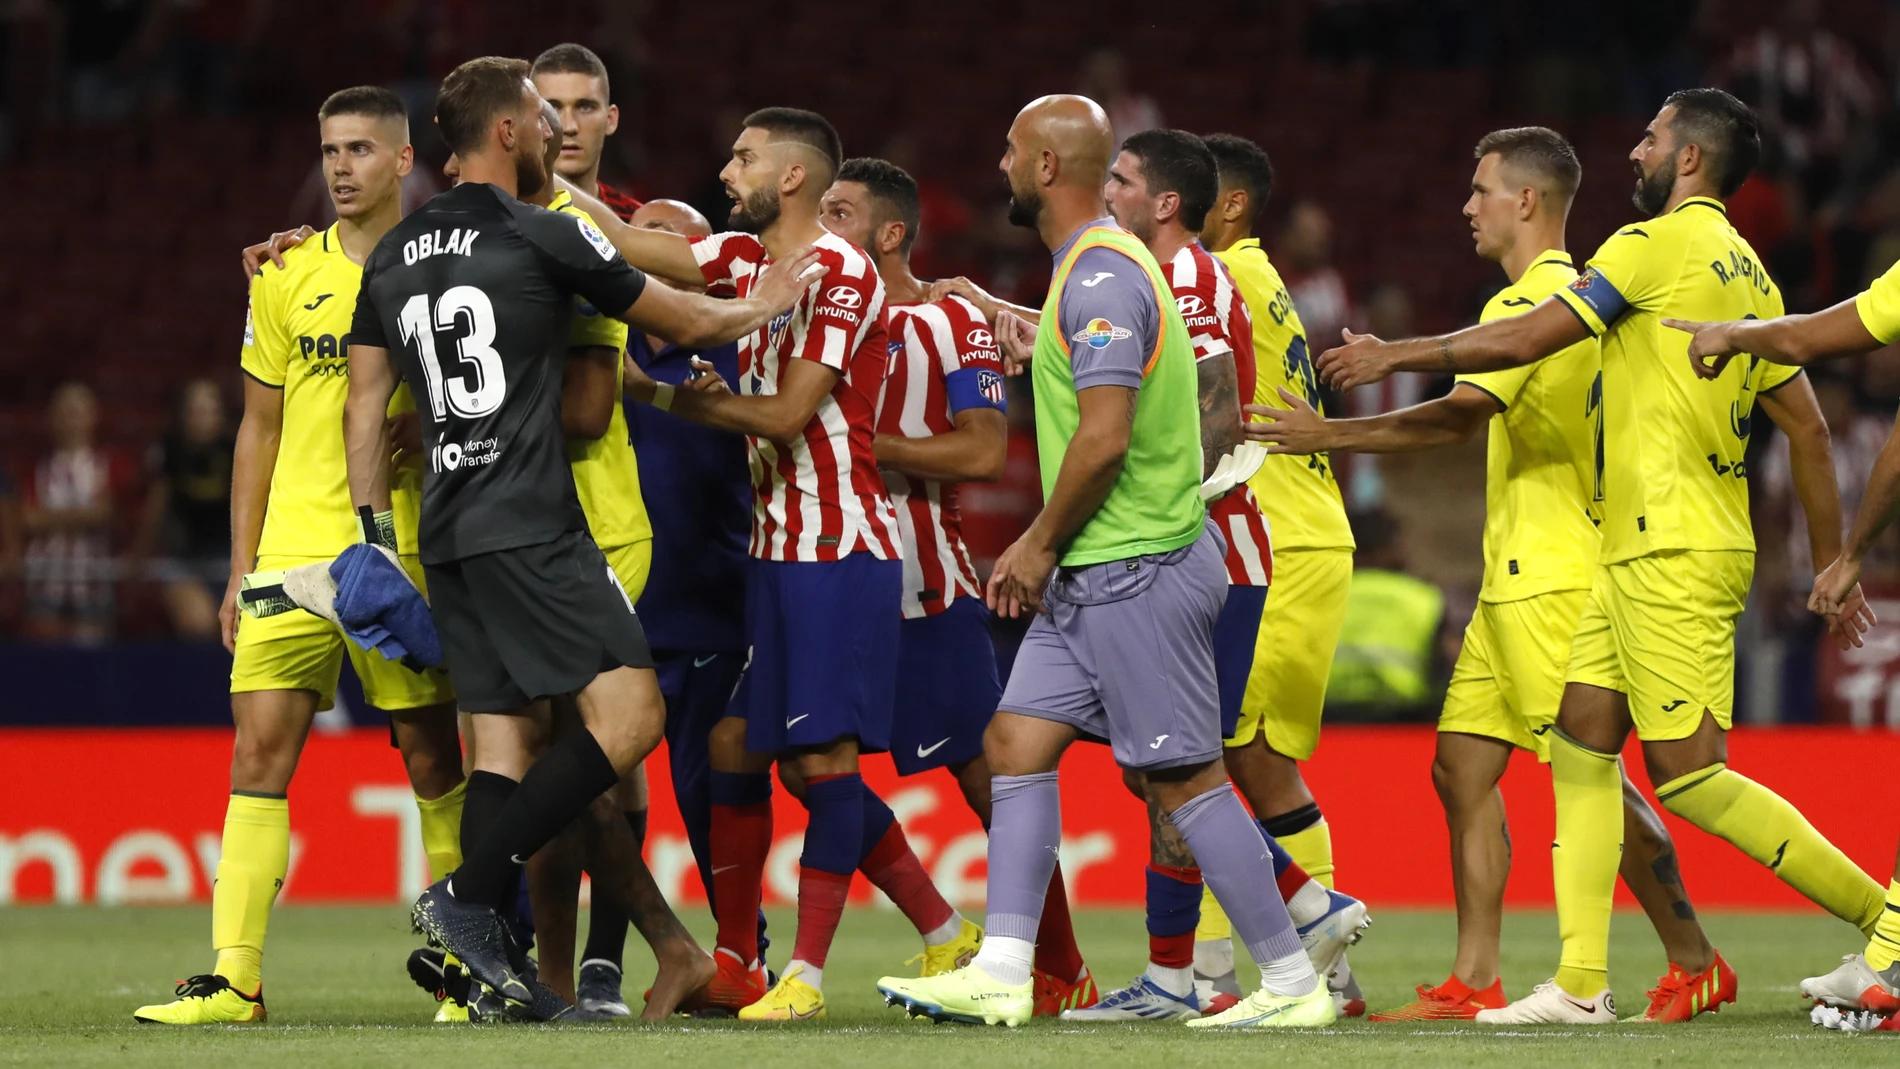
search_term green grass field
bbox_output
[0,905,1889,1067]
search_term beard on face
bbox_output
[728,184,782,234]
[1006,182,1042,229]
[1632,157,1678,216]
[514,138,549,199]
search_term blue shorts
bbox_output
[738,554,901,755]
[891,597,1000,775]
[1215,584,1268,739]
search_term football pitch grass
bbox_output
[1,906,1892,1067]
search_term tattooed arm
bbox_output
[1197,352,1243,480]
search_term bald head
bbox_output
[1002,94,1113,234]
[630,198,711,238]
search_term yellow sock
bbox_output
[1195,884,1232,942]
[1867,880,1900,971]
[1656,763,1883,933]
[211,793,290,993]
[1279,819,1335,890]
[415,779,466,881]
[1550,731,1620,999]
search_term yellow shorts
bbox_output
[601,539,652,605]
[1564,549,1751,741]
[1439,589,1589,761]
[230,554,454,712]
[1230,547,1353,760]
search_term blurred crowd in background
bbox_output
[5,0,1900,727]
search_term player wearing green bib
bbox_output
[876,95,1332,1031]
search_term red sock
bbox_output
[789,867,852,968]
[1033,862,1086,981]
[1275,857,1313,903]
[710,801,771,964]
[860,822,956,938]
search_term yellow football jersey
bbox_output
[1456,251,1602,603]
[240,224,420,560]
[549,189,649,550]
[1214,238,1355,552]
[1553,196,1785,564]
[1853,257,1900,344]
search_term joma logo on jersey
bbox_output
[402,228,480,266]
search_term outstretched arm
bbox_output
[1245,382,1499,455]
[1666,298,1881,380]
[557,177,705,285]
[613,248,820,348]
[1314,300,1589,392]
[630,355,837,445]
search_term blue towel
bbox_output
[330,544,443,669]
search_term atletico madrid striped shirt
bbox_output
[1164,241,1273,586]
[878,294,1007,618]
[690,229,902,562]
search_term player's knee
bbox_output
[228,733,296,794]
[1120,766,1146,802]
[1430,753,1488,811]
[709,716,750,767]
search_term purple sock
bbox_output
[980,772,1061,943]
[1256,820,1295,878]
[1172,783,1311,991]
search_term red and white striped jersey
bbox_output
[691,230,902,562]
[878,294,1007,618]
[1164,242,1272,586]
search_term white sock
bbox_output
[1146,962,1193,998]
[1258,950,1319,997]
[1194,936,1235,979]
[1286,881,1331,927]
[921,912,963,947]
[788,958,822,992]
[971,934,1034,987]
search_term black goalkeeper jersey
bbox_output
[349,182,647,565]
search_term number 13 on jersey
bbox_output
[398,287,506,419]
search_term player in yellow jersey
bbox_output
[1249,127,1751,1024]
[134,87,468,1026]
[1196,132,1362,1012]
[1668,255,1900,1024]
[1315,88,1885,1024]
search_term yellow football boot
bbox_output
[133,975,267,1024]
[737,963,826,1022]
[914,918,983,977]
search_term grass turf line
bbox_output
[0,906,1889,1067]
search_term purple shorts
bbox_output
[998,519,1227,771]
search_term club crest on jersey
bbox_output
[1071,317,1132,350]
[575,216,618,262]
[967,327,995,350]
[978,369,1005,404]
[767,308,795,347]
